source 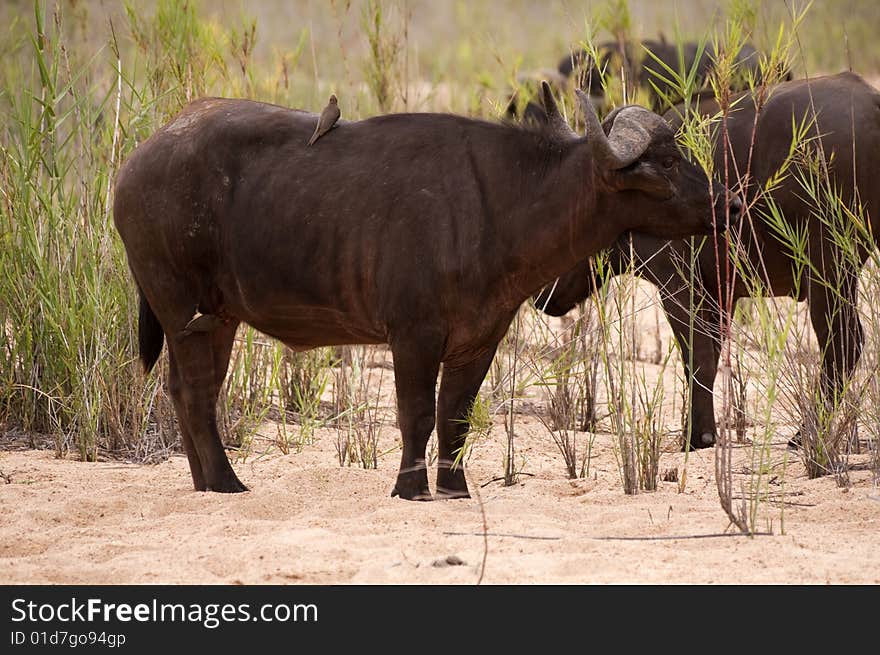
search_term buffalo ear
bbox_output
[606,162,674,198]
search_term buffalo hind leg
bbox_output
[435,345,499,499]
[800,277,863,450]
[390,334,443,501]
[168,354,206,491]
[662,286,722,450]
[167,322,246,493]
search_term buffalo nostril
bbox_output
[714,194,742,218]
[729,195,743,217]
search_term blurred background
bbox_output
[2,0,879,492]
[3,0,879,119]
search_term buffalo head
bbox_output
[532,84,740,315]
[573,88,740,238]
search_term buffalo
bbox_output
[113,85,736,498]
[509,37,787,122]
[535,72,880,450]
[559,38,790,110]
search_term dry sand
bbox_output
[2,284,878,585]
[1,415,878,585]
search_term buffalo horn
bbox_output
[540,81,576,138]
[576,89,651,170]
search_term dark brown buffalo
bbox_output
[509,38,785,125]
[558,39,787,111]
[535,72,880,449]
[113,85,734,498]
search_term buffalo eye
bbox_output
[661,157,676,170]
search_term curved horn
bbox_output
[540,81,576,137]
[576,89,652,170]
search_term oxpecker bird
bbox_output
[307,94,340,146]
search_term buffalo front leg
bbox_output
[435,345,499,499]
[167,323,246,493]
[390,335,443,501]
[662,287,722,450]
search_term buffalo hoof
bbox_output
[435,486,471,500]
[391,470,432,501]
[391,486,433,501]
[682,432,716,451]
[787,431,803,450]
[203,475,249,493]
[436,467,469,500]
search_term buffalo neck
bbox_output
[472,128,617,308]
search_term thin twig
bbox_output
[465,467,489,585]
[480,472,536,488]
[103,18,122,229]
[443,531,561,541]
[593,531,773,541]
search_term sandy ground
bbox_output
[1,414,878,585]
[2,284,879,585]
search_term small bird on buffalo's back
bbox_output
[307,94,340,146]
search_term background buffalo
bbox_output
[508,36,791,122]
[536,72,880,453]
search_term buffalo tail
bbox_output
[138,285,164,374]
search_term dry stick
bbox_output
[445,530,773,541]
[679,233,699,493]
[848,91,863,460]
[719,102,744,531]
[593,531,772,541]
[717,86,776,502]
[104,19,123,230]
[629,236,639,490]
[443,531,560,541]
[504,313,519,486]
[709,47,782,533]
[480,472,536,487]
[464,467,490,585]
[711,52,750,534]
[732,496,815,508]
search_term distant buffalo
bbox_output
[535,72,880,450]
[509,37,788,121]
[558,38,780,109]
[114,85,735,498]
